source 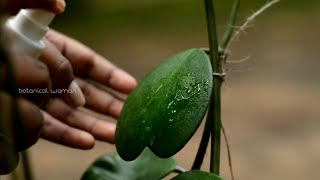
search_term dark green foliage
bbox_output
[115,49,213,161]
[171,170,223,180]
[81,148,176,180]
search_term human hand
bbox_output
[2,0,87,107]
[2,0,66,15]
[40,29,137,149]
[0,0,85,174]
[0,28,137,172]
[0,54,46,174]
[0,35,84,174]
[0,4,61,168]
[0,92,43,174]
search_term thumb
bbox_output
[3,0,66,15]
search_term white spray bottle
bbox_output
[3,9,85,106]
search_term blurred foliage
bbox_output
[50,0,320,81]
[82,148,176,180]
[53,0,320,39]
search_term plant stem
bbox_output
[219,0,240,54]
[204,0,222,175]
[225,0,280,51]
[192,117,211,170]
[21,151,34,180]
[209,82,222,175]
[192,0,235,169]
[219,0,240,53]
[221,124,234,180]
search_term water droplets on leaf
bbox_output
[150,136,155,146]
[173,74,204,102]
[205,80,209,85]
[115,48,213,160]
[151,84,163,94]
[197,84,201,92]
[168,119,174,128]
[167,100,175,109]
[146,96,152,106]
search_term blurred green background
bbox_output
[4,0,320,179]
[51,0,320,82]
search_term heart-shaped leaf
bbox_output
[171,170,223,180]
[115,48,213,160]
[81,148,177,180]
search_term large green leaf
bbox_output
[115,48,213,160]
[171,170,223,180]
[81,148,176,180]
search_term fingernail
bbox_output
[56,0,66,13]
[68,80,86,107]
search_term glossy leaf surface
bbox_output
[115,48,213,160]
[82,148,176,180]
[171,170,223,180]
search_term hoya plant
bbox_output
[82,0,278,179]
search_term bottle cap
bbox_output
[10,9,54,42]
[4,9,55,57]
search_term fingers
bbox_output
[0,91,43,174]
[40,111,95,149]
[6,54,51,107]
[76,78,124,118]
[45,30,137,94]
[0,141,19,175]
[40,39,85,107]
[0,92,19,174]
[42,98,116,148]
[0,91,43,151]
[88,55,137,94]
[4,0,66,15]
[14,96,43,151]
[40,39,73,90]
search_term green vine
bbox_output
[204,0,222,174]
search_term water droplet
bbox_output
[155,84,163,93]
[167,100,174,109]
[150,136,155,146]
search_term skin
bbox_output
[0,54,52,107]
[2,0,66,15]
[0,31,137,172]
[40,39,76,107]
[41,30,137,148]
[0,0,137,174]
[0,91,43,174]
